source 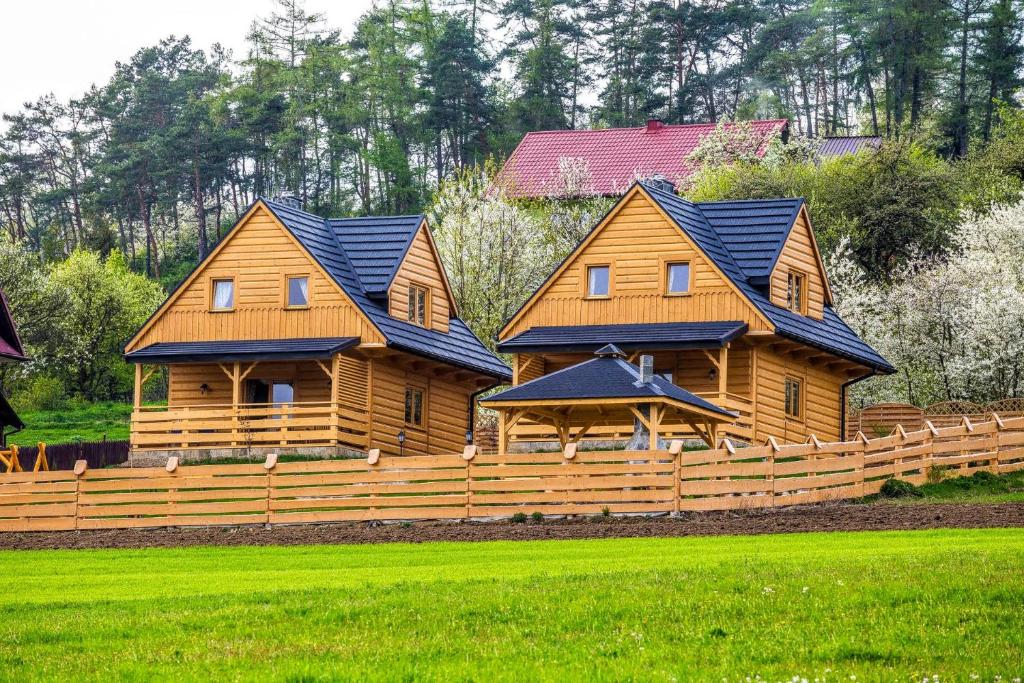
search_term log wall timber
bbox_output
[753,345,843,443]
[388,223,451,333]
[768,209,827,320]
[127,205,382,351]
[4,416,1022,532]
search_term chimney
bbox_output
[276,191,301,209]
[639,355,654,384]
[646,118,665,133]
[647,173,676,194]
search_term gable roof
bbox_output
[259,200,510,380]
[0,290,26,362]
[481,349,735,420]
[328,215,423,294]
[694,198,804,284]
[499,119,789,198]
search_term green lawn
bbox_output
[876,469,1024,504]
[10,402,131,445]
[1,529,1022,681]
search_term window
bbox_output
[786,271,805,314]
[586,265,610,297]
[407,284,428,326]
[665,262,691,295]
[286,276,309,307]
[784,377,802,419]
[404,386,424,426]
[211,279,234,311]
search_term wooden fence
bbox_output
[2,416,1024,532]
[847,399,1024,439]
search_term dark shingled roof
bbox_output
[695,198,804,284]
[0,391,23,432]
[0,290,27,362]
[818,136,882,158]
[498,321,748,353]
[126,338,359,364]
[259,200,510,380]
[482,352,735,419]
[328,215,423,294]
[638,182,894,373]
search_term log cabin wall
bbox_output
[167,362,334,406]
[367,354,477,456]
[503,192,773,338]
[752,345,843,443]
[388,224,451,333]
[768,209,827,320]
[128,205,382,351]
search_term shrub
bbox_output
[13,376,67,412]
[530,511,544,523]
[601,506,611,517]
[511,512,528,524]
[880,478,924,498]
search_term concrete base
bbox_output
[125,445,366,467]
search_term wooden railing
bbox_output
[130,402,369,452]
[4,416,1023,532]
[508,392,754,445]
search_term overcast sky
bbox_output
[0,0,378,116]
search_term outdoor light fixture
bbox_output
[465,429,473,445]
[708,367,717,382]
[397,429,406,456]
[199,383,210,396]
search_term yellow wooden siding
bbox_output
[503,193,769,338]
[129,206,382,350]
[753,346,842,443]
[368,356,475,456]
[769,211,826,320]
[513,354,545,385]
[338,354,369,412]
[388,224,451,333]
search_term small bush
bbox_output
[531,511,544,523]
[927,464,952,484]
[601,506,611,517]
[511,512,528,524]
[880,478,923,498]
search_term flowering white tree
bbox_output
[541,157,615,260]
[429,168,553,349]
[829,201,1024,405]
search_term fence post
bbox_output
[989,413,1003,474]
[73,459,88,530]
[668,440,683,515]
[463,445,477,520]
[264,453,277,528]
[765,437,780,507]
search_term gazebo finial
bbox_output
[594,344,626,359]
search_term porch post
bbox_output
[718,344,729,398]
[648,403,660,450]
[232,361,241,446]
[133,364,143,410]
[330,353,341,447]
[498,409,508,454]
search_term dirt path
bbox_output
[1,501,1022,551]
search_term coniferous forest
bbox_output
[2,0,1024,409]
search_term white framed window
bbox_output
[666,262,691,295]
[587,265,610,298]
[287,276,309,308]
[211,278,234,311]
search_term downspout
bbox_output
[840,370,875,440]
[468,382,503,445]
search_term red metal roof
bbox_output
[499,119,789,198]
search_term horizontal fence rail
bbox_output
[2,416,1024,532]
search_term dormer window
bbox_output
[211,278,234,311]
[586,265,610,298]
[665,262,691,295]
[786,271,806,314]
[408,284,428,326]
[286,276,309,308]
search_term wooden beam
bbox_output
[239,361,260,382]
[134,364,143,410]
[315,359,333,379]
[718,344,729,397]
[648,403,660,450]
[628,405,651,431]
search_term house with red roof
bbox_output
[498,119,790,198]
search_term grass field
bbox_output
[11,402,131,445]
[0,529,1021,682]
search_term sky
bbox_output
[0,0,378,116]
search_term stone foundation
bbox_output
[125,444,366,467]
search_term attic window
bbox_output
[287,276,309,308]
[586,265,610,298]
[211,279,234,311]
[786,271,806,314]
[408,284,428,326]
[666,262,691,295]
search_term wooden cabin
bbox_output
[496,180,894,448]
[124,198,510,459]
[0,289,27,447]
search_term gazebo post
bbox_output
[648,403,660,450]
[498,409,508,454]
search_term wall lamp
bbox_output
[199,383,211,396]
[397,429,406,456]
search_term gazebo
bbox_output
[481,345,736,452]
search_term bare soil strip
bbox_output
[1,502,1021,551]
